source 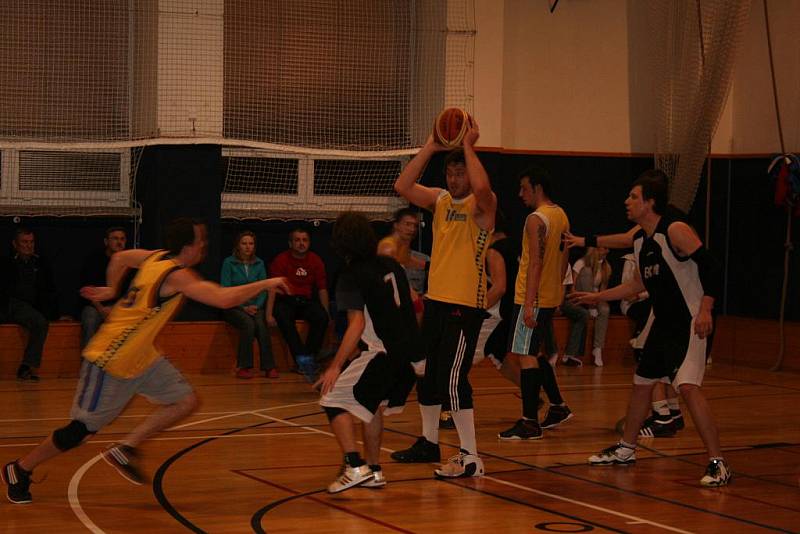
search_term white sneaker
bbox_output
[592,348,603,367]
[361,469,387,488]
[327,465,374,493]
[434,450,485,478]
[588,443,636,465]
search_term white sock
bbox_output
[652,399,670,417]
[450,409,477,456]
[420,404,441,444]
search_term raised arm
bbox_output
[462,120,497,229]
[163,269,289,309]
[394,135,446,210]
[484,248,506,309]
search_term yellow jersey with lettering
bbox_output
[378,235,411,266]
[83,251,185,378]
[515,204,569,308]
[427,191,492,308]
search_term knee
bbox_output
[677,383,698,398]
[179,392,200,413]
[52,420,94,451]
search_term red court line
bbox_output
[233,470,415,534]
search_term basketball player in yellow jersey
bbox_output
[2,219,290,504]
[498,168,574,441]
[391,121,496,478]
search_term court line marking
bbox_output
[253,412,689,533]
[65,400,317,534]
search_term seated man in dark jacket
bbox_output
[0,228,59,381]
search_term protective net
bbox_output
[649,0,751,212]
[0,0,475,219]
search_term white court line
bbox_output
[256,412,691,534]
[66,400,318,534]
[169,400,319,431]
[0,410,287,424]
[0,431,319,448]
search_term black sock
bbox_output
[369,464,381,472]
[536,356,564,405]
[344,452,365,467]
[520,368,543,421]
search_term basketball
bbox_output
[433,107,473,148]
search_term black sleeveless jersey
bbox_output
[633,214,704,328]
[335,255,422,363]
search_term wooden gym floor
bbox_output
[1,359,798,533]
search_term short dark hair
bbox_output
[288,227,311,241]
[14,227,34,240]
[105,226,126,238]
[633,169,669,215]
[392,207,418,223]
[332,212,377,263]
[165,218,202,255]
[520,165,553,198]
[444,148,465,170]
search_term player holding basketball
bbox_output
[2,219,290,504]
[571,171,731,487]
[390,119,496,478]
[317,212,421,493]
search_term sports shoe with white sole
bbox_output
[327,464,374,493]
[361,468,387,488]
[2,461,32,504]
[588,443,636,465]
[434,450,484,478]
[700,458,732,487]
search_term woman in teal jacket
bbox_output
[221,231,277,378]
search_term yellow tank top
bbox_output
[83,251,185,378]
[515,204,570,308]
[427,191,492,308]
[378,235,411,266]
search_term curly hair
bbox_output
[332,212,377,263]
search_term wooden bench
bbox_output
[0,315,638,379]
[0,320,333,379]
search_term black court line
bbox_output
[247,469,626,534]
[383,427,794,532]
[152,410,322,534]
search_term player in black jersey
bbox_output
[572,170,731,487]
[317,212,422,493]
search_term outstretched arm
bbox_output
[163,269,290,309]
[571,267,645,306]
[564,226,640,250]
[80,249,155,302]
[394,135,446,210]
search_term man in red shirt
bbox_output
[267,228,330,381]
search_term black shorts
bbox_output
[319,350,416,423]
[636,319,706,387]
[419,299,485,410]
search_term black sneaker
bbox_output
[16,365,40,382]
[390,437,440,463]
[639,417,677,438]
[2,461,32,504]
[439,410,456,430]
[670,409,685,430]
[102,444,145,485]
[498,419,543,440]
[541,405,574,429]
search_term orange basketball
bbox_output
[433,107,472,148]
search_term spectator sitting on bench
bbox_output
[572,247,612,367]
[0,228,59,381]
[79,227,128,349]
[221,230,278,379]
[267,227,329,381]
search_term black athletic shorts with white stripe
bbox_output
[418,298,485,411]
[320,350,416,423]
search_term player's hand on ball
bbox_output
[267,277,291,295]
[314,366,341,396]
[424,133,449,153]
[694,309,713,339]
[463,118,479,148]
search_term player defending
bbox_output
[498,168,573,440]
[571,171,731,487]
[2,219,290,504]
[391,121,496,478]
[317,212,421,493]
